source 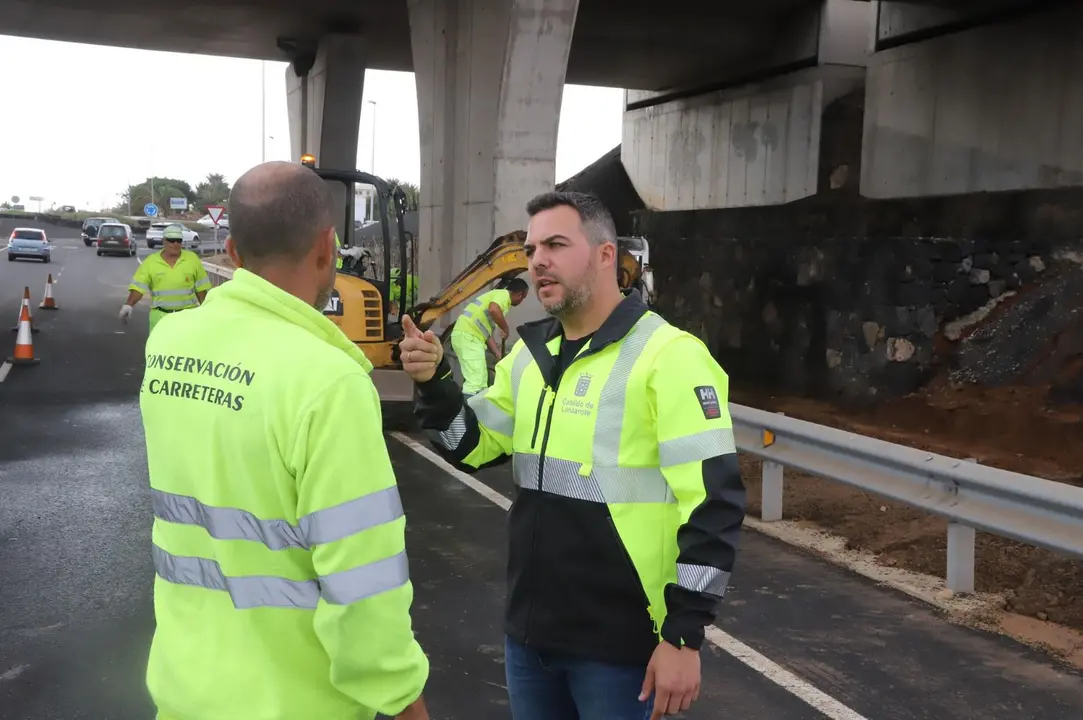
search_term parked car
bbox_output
[82,217,121,246]
[96,223,137,257]
[7,227,50,263]
[146,222,200,250]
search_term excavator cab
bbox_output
[300,155,415,368]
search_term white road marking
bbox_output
[389,431,870,720]
[0,362,11,383]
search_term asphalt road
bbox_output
[1,223,1082,719]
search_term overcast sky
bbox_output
[0,35,625,212]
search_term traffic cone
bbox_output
[39,275,58,310]
[7,302,39,366]
[11,287,39,334]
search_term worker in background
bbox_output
[139,160,431,720]
[120,224,211,333]
[399,191,745,720]
[335,229,344,269]
[388,267,419,315]
[450,277,529,396]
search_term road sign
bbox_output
[144,203,159,217]
[10,196,18,204]
[206,206,225,226]
[170,197,187,210]
[29,196,43,202]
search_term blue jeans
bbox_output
[504,635,653,720]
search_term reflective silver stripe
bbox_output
[469,391,514,436]
[474,318,490,339]
[658,428,737,467]
[509,347,533,402]
[132,281,151,294]
[153,544,319,609]
[299,486,404,545]
[676,563,731,597]
[153,545,411,609]
[512,453,676,504]
[152,288,196,297]
[319,549,410,605]
[152,486,404,550]
[438,406,468,450]
[195,279,212,292]
[153,490,304,550]
[592,313,667,466]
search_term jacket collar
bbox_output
[204,268,373,373]
[516,289,650,388]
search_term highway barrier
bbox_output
[731,403,1083,594]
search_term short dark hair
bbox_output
[505,277,529,295]
[228,161,336,265]
[525,191,616,247]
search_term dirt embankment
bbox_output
[732,266,1083,653]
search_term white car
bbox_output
[146,222,200,250]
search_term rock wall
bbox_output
[634,88,1083,402]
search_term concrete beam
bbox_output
[409,0,579,331]
[862,3,1083,198]
[621,0,869,210]
[285,33,366,239]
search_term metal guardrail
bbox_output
[730,403,1083,593]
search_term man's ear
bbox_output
[598,240,617,268]
[317,227,336,270]
[225,235,243,269]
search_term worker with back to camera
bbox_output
[450,277,529,396]
[120,224,211,333]
[138,160,431,720]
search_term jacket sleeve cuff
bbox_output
[660,614,705,651]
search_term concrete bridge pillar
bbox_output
[408,0,580,330]
[284,33,367,239]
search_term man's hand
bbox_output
[118,304,133,323]
[400,315,443,382]
[640,641,701,718]
[394,695,430,720]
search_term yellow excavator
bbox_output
[201,156,654,427]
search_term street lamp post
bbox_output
[367,99,377,219]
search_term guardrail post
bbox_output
[946,458,978,594]
[761,461,784,521]
[760,412,785,522]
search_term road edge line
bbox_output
[388,431,869,720]
[0,361,11,383]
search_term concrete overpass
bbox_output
[0,0,880,316]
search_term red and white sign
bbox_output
[206,205,226,226]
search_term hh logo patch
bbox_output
[574,373,592,397]
[695,385,721,419]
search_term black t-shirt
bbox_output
[555,333,593,383]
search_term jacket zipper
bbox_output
[530,388,547,449]
[524,390,555,645]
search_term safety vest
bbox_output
[129,250,211,311]
[462,307,733,644]
[389,269,418,308]
[140,268,428,720]
[335,231,343,270]
[455,288,511,342]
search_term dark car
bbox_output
[7,227,51,263]
[82,217,121,246]
[96,223,137,257]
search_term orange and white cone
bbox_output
[11,286,39,334]
[39,274,58,310]
[7,302,39,366]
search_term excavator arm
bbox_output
[410,230,528,331]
